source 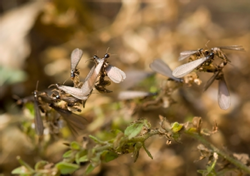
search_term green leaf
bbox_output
[206,159,217,175]
[56,162,79,174]
[12,166,33,175]
[75,150,88,164]
[63,150,73,158]
[89,135,106,144]
[90,151,101,166]
[142,143,153,160]
[77,155,89,163]
[171,122,183,133]
[85,164,95,175]
[70,141,81,150]
[142,119,151,129]
[101,150,118,163]
[124,122,144,139]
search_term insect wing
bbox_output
[34,93,44,136]
[118,91,156,100]
[150,59,182,82]
[71,48,83,71]
[57,85,88,100]
[121,70,153,89]
[84,65,95,82]
[179,50,199,61]
[218,75,230,110]
[83,58,105,90]
[57,59,104,100]
[172,57,208,78]
[218,45,244,51]
[106,65,126,83]
[50,104,89,135]
[203,72,220,91]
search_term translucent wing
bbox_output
[84,59,105,89]
[218,75,230,110]
[179,50,199,61]
[50,104,89,136]
[118,91,156,100]
[71,48,83,71]
[218,45,244,51]
[106,65,126,83]
[56,85,88,100]
[34,93,44,136]
[121,70,153,89]
[203,72,220,91]
[84,65,95,82]
[150,59,182,82]
[172,57,208,78]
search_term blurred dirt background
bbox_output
[1,0,250,175]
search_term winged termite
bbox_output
[24,90,89,135]
[173,52,215,78]
[93,53,126,83]
[118,91,157,100]
[57,57,105,100]
[37,90,89,134]
[49,103,89,136]
[17,83,46,136]
[70,48,83,79]
[150,59,183,82]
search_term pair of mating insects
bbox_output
[23,49,126,136]
[150,45,244,110]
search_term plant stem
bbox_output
[186,132,250,174]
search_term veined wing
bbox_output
[118,91,156,100]
[106,65,126,83]
[218,45,244,51]
[203,71,220,91]
[150,59,182,82]
[50,104,89,136]
[172,57,208,78]
[71,48,83,73]
[179,50,199,61]
[33,92,44,136]
[218,75,230,110]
